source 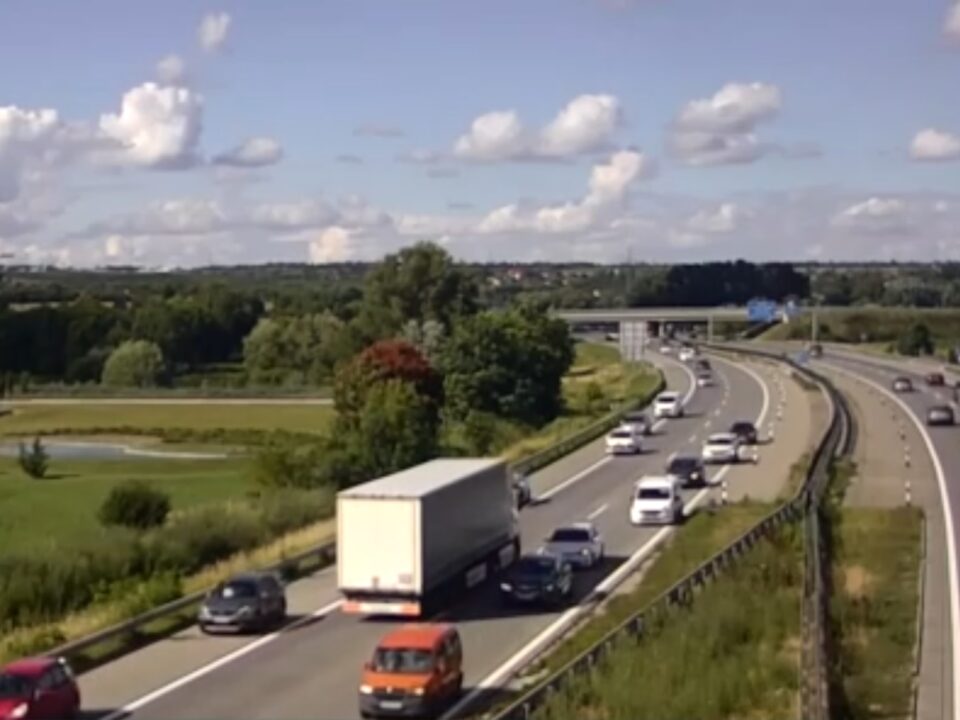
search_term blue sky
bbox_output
[0,0,958,266]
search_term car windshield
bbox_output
[371,648,434,674]
[638,486,671,500]
[0,673,32,699]
[658,394,678,403]
[709,436,734,446]
[624,413,646,422]
[215,580,258,599]
[549,528,590,542]
[610,429,631,438]
[515,557,556,574]
[668,458,697,473]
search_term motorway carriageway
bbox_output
[806,348,959,720]
[79,352,770,720]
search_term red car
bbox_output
[926,372,945,387]
[0,657,80,720]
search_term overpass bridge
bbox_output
[553,304,824,361]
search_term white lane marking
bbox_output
[820,359,960,719]
[442,354,772,720]
[587,503,609,520]
[687,435,697,443]
[98,598,345,720]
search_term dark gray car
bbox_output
[198,572,287,634]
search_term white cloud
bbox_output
[453,94,622,162]
[85,198,227,237]
[213,136,283,167]
[832,196,909,234]
[98,82,203,169]
[687,202,749,233]
[945,2,960,41]
[156,55,187,85]
[247,199,338,229]
[669,82,782,166]
[910,128,960,161]
[308,226,356,263]
[199,12,231,53]
[0,106,61,202]
[586,149,653,205]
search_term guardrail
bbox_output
[45,363,666,669]
[484,343,850,720]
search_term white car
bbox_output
[658,343,673,354]
[630,476,684,526]
[605,426,642,455]
[539,522,605,568]
[678,347,696,362]
[701,432,742,464]
[653,391,684,419]
[620,411,653,435]
[696,371,714,387]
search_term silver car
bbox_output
[539,522,605,569]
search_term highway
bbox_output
[78,352,771,720]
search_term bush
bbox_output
[897,322,934,356]
[101,340,166,388]
[4,626,67,659]
[98,481,171,530]
[17,437,48,479]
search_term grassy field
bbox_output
[831,506,923,718]
[533,517,802,720]
[0,456,253,554]
[0,403,334,438]
[761,307,960,351]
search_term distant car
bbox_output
[512,472,532,508]
[539,523,605,569]
[926,372,945,387]
[926,405,955,427]
[694,359,712,372]
[605,426,642,455]
[658,343,673,354]
[500,554,573,607]
[696,371,714,387]
[653,391,684,419]
[892,377,914,393]
[665,455,707,488]
[701,432,742,464]
[808,343,823,358]
[729,421,759,445]
[198,572,287,634]
[678,347,696,362]
[0,656,80,720]
[620,410,653,436]
[630,476,684,526]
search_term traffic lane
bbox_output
[526,356,695,498]
[122,362,763,720]
[78,355,695,713]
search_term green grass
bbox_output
[533,523,803,720]
[830,506,923,719]
[0,403,334,438]
[528,501,773,675]
[0,456,252,554]
[760,307,960,349]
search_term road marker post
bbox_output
[905,477,912,507]
[720,477,728,505]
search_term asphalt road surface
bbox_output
[78,353,771,720]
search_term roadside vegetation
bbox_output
[824,461,923,719]
[533,517,803,720]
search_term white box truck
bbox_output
[337,458,521,617]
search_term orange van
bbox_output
[358,623,463,719]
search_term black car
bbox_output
[199,571,287,634]
[500,554,573,608]
[729,421,759,445]
[926,405,955,427]
[694,358,712,372]
[665,455,707,488]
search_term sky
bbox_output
[0,0,959,268]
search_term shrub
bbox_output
[17,436,49,479]
[4,626,67,659]
[257,488,335,537]
[101,340,165,387]
[98,481,171,530]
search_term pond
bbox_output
[0,440,230,461]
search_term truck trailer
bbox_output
[337,458,521,617]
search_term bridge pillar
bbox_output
[618,320,648,361]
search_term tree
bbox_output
[98,480,171,530]
[897,322,934,356]
[357,242,479,338]
[340,379,440,480]
[251,435,330,489]
[17,437,49,479]
[334,339,442,426]
[243,312,355,385]
[401,319,446,363]
[101,340,165,387]
[442,307,575,427]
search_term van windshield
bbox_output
[371,648,435,674]
[638,487,671,500]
